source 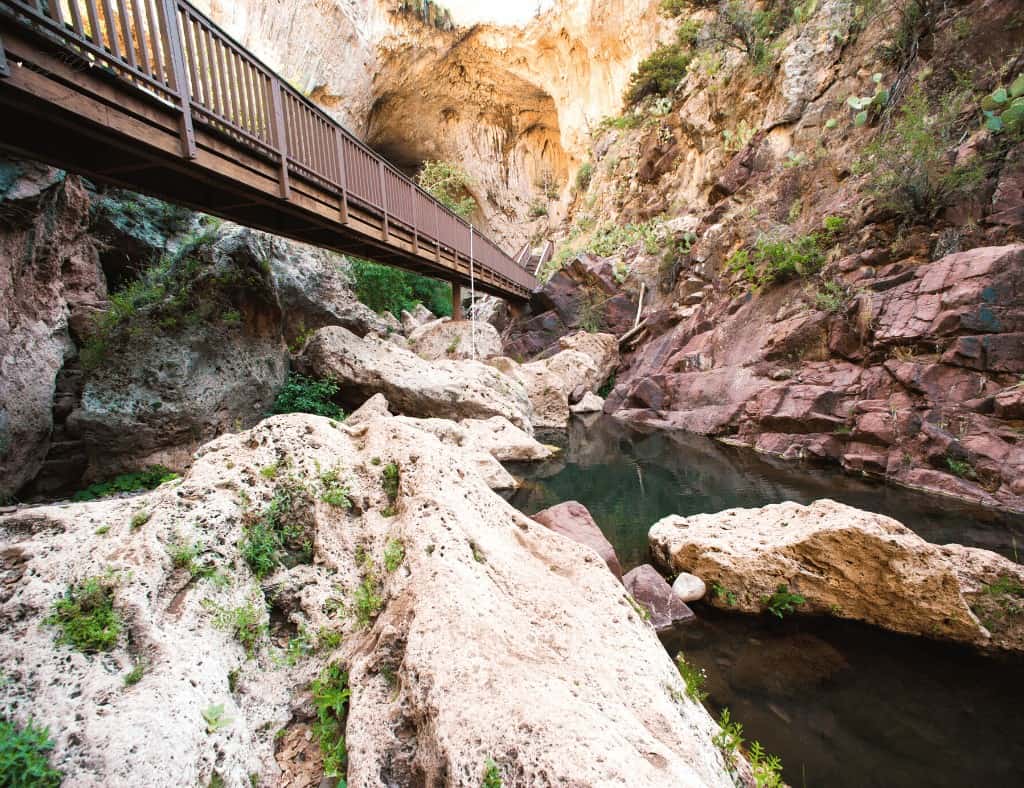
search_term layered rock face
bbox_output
[0,413,736,786]
[650,499,1024,652]
[0,161,106,500]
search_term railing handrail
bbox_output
[0,0,537,294]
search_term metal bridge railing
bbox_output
[1,0,538,293]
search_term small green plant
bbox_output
[0,717,62,787]
[945,456,976,480]
[46,575,121,653]
[384,539,405,573]
[712,707,744,764]
[240,480,314,578]
[527,198,549,218]
[722,120,756,152]
[124,657,148,686]
[749,740,785,788]
[209,601,267,657]
[259,462,279,480]
[597,374,616,399]
[94,525,111,536]
[578,294,606,334]
[202,704,233,734]
[847,73,890,127]
[675,653,708,702]
[221,309,242,325]
[482,758,503,788]
[814,280,849,313]
[626,594,650,621]
[311,662,350,779]
[72,465,179,501]
[982,74,1024,136]
[624,20,701,106]
[353,576,383,628]
[762,584,806,618]
[130,509,151,530]
[446,335,462,355]
[983,575,1024,598]
[276,630,315,667]
[728,233,825,288]
[317,627,343,651]
[319,467,352,509]
[272,373,344,419]
[382,463,400,504]
[167,537,212,579]
[822,215,847,235]
[711,582,737,607]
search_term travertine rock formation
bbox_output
[650,499,1024,652]
[0,413,738,786]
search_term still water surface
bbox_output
[509,416,1024,788]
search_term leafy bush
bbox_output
[417,160,476,218]
[624,21,700,106]
[707,0,782,68]
[528,199,549,218]
[857,86,985,224]
[348,257,452,318]
[761,584,806,618]
[209,601,267,657]
[319,466,352,509]
[574,162,594,192]
[353,576,383,628]
[72,465,179,502]
[728,234,824,288]
[749,740,786,788]
[311,663,351,778]
[45,575,121,652]
[0,718,62,787]
[814,280,849,313]
[272,373,344,419]
[712,707,744,763]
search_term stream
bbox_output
[509,415,1024,788]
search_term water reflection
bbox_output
[510,415,1024,570]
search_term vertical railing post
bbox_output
[410,181,418,254]
[433,204,441,263]
[268,77,290,199]
[158,0,196,159]
[334,127,348,224]
[377,161,389,241]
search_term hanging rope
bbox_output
[469,223,477,359]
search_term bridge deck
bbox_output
[0,0,536,302]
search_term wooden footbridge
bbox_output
[0,0,538,304]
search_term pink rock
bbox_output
[532,501,623,580]
[623,564,695,631]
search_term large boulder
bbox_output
[532,500,623,579]
[67,225,289,479]
[649,499,1024,651]
[407,317,502,360]
[623,564,696,631]
[495,332,618,429]
[267,243,389,341]
[298,326,534,432]
[0,414,736,786]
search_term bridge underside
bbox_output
[0,23,532,302]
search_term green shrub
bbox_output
[574,162,594,192]
[624,34,693,106]
[708,0,782,69]
[45,575,121,653]
[598,114,641,132]
[311,663,350,779]
[711,581,737,607]
[348,257,453,318]
[814,280,849,313]
[945,456,976,479]
[272,373,344,419]
[123,657,147,686]
[728,234,824,288]
[749,740,786,788]
[857,86,985,224]
[72,466,179,502]
[528,199,549,218]
[761,584,806,618]
[417,160,476,218]
[982,73,1024,137]
[0,718,62,787]
[712,707,744,764]
[877,0,927,67]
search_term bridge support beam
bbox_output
[451,282,463,321]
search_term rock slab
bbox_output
[623,564,696,631]
[532,500,623,579]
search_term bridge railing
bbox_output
[2,0,537,294]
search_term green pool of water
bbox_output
[509,416,1024,788]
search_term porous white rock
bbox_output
[0,414,738,785]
